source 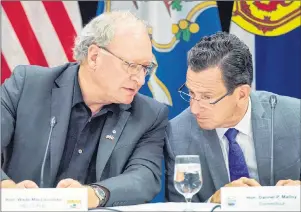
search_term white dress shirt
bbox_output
[216,98,259,182]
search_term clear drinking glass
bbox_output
[174,155,202,212]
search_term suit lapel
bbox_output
[188,115,228,192]
[96,104,131,180]
[49,64,79,185]
[250,93,271,186]
[202,129,229,190]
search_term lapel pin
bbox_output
[106,135,114,140]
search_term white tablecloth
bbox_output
[91,202,221,211]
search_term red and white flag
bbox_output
[1,1,82,83]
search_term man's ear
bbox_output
[236,85,251,107]
[87,44,100,71]
[237,84,251,102]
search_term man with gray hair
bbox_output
[1,11,168,208]
[165,32,300,203]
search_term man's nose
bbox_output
[131,71,145,86]
[190,100,200,115]
[190,100,208,115]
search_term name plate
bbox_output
[221,186,300,211]
[1,188,88,211]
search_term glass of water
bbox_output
[174,155,202,212]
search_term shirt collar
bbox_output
[216,97,252,140]
[72,72,84,106]
[72,72,116,115]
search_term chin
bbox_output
[197,120,216,130]
[120,96,135,105]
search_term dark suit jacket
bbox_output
[1,63,169,207]
[165,91,301,202]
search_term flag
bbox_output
[97,0,221,119]
[1,1,82,83]
[97,0,221,201]
[230,1,301,98]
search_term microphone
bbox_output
[40,116,57,188]
[269,95,277,186]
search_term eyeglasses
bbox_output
[99,46,157,76]
[178,83,230,105]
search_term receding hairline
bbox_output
[72,10,151,63]
[102,11,149,31]
[114,21,149,35]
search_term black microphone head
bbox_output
[269,95,278,108]
[50,116,56,127]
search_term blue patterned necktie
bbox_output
[225,128,250,181]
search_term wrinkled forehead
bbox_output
[186,67,226,93]
[108,25,153,63]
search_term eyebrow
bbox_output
[126,59,154,67]
[186,84,214,95]
[102,47,153,67]
[142,63,153,66]
[127,56,154,66]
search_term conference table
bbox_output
[91,202,221,211]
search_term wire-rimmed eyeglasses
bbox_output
[100,46,157,76]
[178,83,230,105]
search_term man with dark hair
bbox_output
[165,32,300,203]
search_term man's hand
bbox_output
[211,177,261,203]
[56,178,82,188]
[1,180,38,188]
[56,178,100,209]
[1,180,17,188]
[16,180,39,188]
[276,179,301,186]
